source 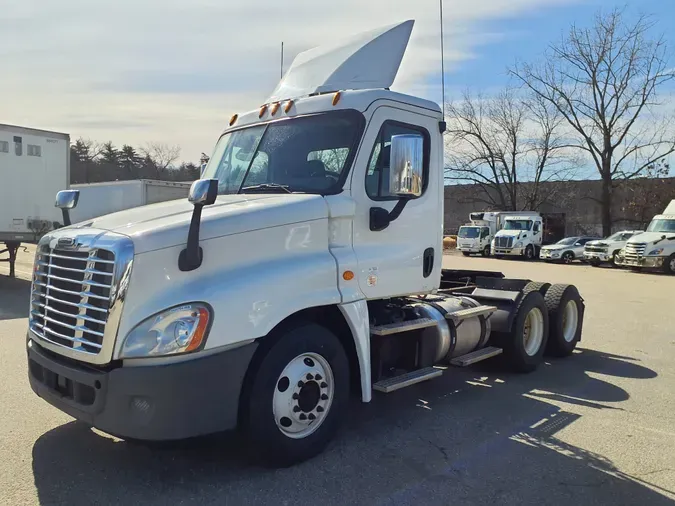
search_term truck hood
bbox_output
[626,231,675,248]
[68,193,328,254]
[586,239,608,247]
[541,244,566,251]
[494,230,523,238]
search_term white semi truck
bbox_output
[457,212,499,257]
[25,21,586,467]
[616,199,675,274]
[0,123,70,277]
[491,212,544,260]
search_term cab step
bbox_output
[370,317,437,336]
[449,346,503,367]
[373,367,443,393]
[445,305,497,325]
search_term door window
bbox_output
[365,121,430,200]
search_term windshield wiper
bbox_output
[239,183,292,194]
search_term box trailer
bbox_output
[70,180,192,223]
[0,123,70,276]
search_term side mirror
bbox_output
[179,179,219,272]
[55,190,80,226]
[388,134,424,197]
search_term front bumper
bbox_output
[492,247,524,256]
[539,251,561,261]
[615,256,665,269]
[28,338,258,441]
[584,252,610,262]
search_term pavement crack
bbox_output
[423,439,449,461]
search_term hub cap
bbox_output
[669,257,675,273]
[561,300,579,342]
[273,352,334,439]
[523,307,545,356]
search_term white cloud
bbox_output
[0,0,581,162]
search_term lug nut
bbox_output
[317,406,324,413]
[306,373,314,380]
[299,413,307,420]
[320,382,327,388]
[308,413,316,421]
[293,406,301,413]
[315,374,322,381]
[297,381,304,388]
[292,393,299,400]
[321,394,329,401]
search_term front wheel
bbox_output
[664,254,675,275]
[561,251,574,264]
[611,251,621,268]
[524,245,535,261]
[482,245,491,257]
[241,322,350,467]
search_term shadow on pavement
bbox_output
[31,348,673,506]
[0,276,31,321]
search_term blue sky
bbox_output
[1,1,673,162]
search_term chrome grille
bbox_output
[30,246,116,355]
[624,242,646,260]
[495,236,514,248]
[584,245,607,253]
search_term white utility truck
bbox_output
[583,230,643,267]
[0,123,70,276]
[457,212,499,257]
[25,21,586,467]
[70,180,192,223]
[491,212,544,260]
[616,200,675,274]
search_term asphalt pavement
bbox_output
[1,250,674,505]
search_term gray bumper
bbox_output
[28,339,257,441]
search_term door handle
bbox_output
[423,248,434,278]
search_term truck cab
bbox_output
[616,200,675,274]
[583,230,643,267]
[25,20,586,467]
[457,212,499,257]
[491,213,543,260]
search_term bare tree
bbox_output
[445,87,578,211]
[511,7,675,235]
[620,158,671,228]
[140,142,181,178]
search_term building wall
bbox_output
[444,177,675,236]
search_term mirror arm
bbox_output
[179,204,205,271]
[61,209,71,227]
[369,197,411,232]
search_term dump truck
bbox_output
[26,20,586,467]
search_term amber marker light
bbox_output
[284,100,294,113]
[271,102,281,115]
[343,270,354,281]
[229,114,238,126]
[332,92,341,106]
[259,104,268,118]
[185,306,211,352]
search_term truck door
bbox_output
[532,218,543,246]
[350,105,442,298]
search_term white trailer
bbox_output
[70,180,192,223]
[0,123,69,276]
[25,21,587,468]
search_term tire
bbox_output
[561,251,574,264]
[544,284,583,357]
[524,245,535,261]
[611,250,621,268]
[462,252,471,257]
[482,245,491,257]
[240,322,350,467]
[503,291,549,373]
[523,281,550,295]
[664,254,675,275]
[589,260,600,267]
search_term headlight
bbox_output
[121,303,212,358]
[648,248,664,256]
[514,241,523,248]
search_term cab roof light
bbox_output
[229,114,238,126]
[259,104,268,118]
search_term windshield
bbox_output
[556,238,576,245]
[646,219,675,234]
[503,220,532,231]
[202,110,364,195]
[458,227,480,238]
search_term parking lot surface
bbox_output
[1,250,674,505]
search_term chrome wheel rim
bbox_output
[523,307,545,356]
[563,253,573,263]
[669,257,675,273]
[273,352,334,439]
[561,300,579,342]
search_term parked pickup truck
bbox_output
[539,236,599,264]
[583,230,643,267]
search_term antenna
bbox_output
[281,42,284,79]
[439,0,445,119]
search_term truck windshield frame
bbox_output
[646,218,675,234]
[201,110,366,196]
[458,226,480,238]
[503,219,533,231]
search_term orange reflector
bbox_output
[332,91,341,106]
[259,104,268,118]
[284,100,294,113]
[229,114,238,126]
[271,102,281,115]
[185,307,210,352]
[343,270,354,281]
